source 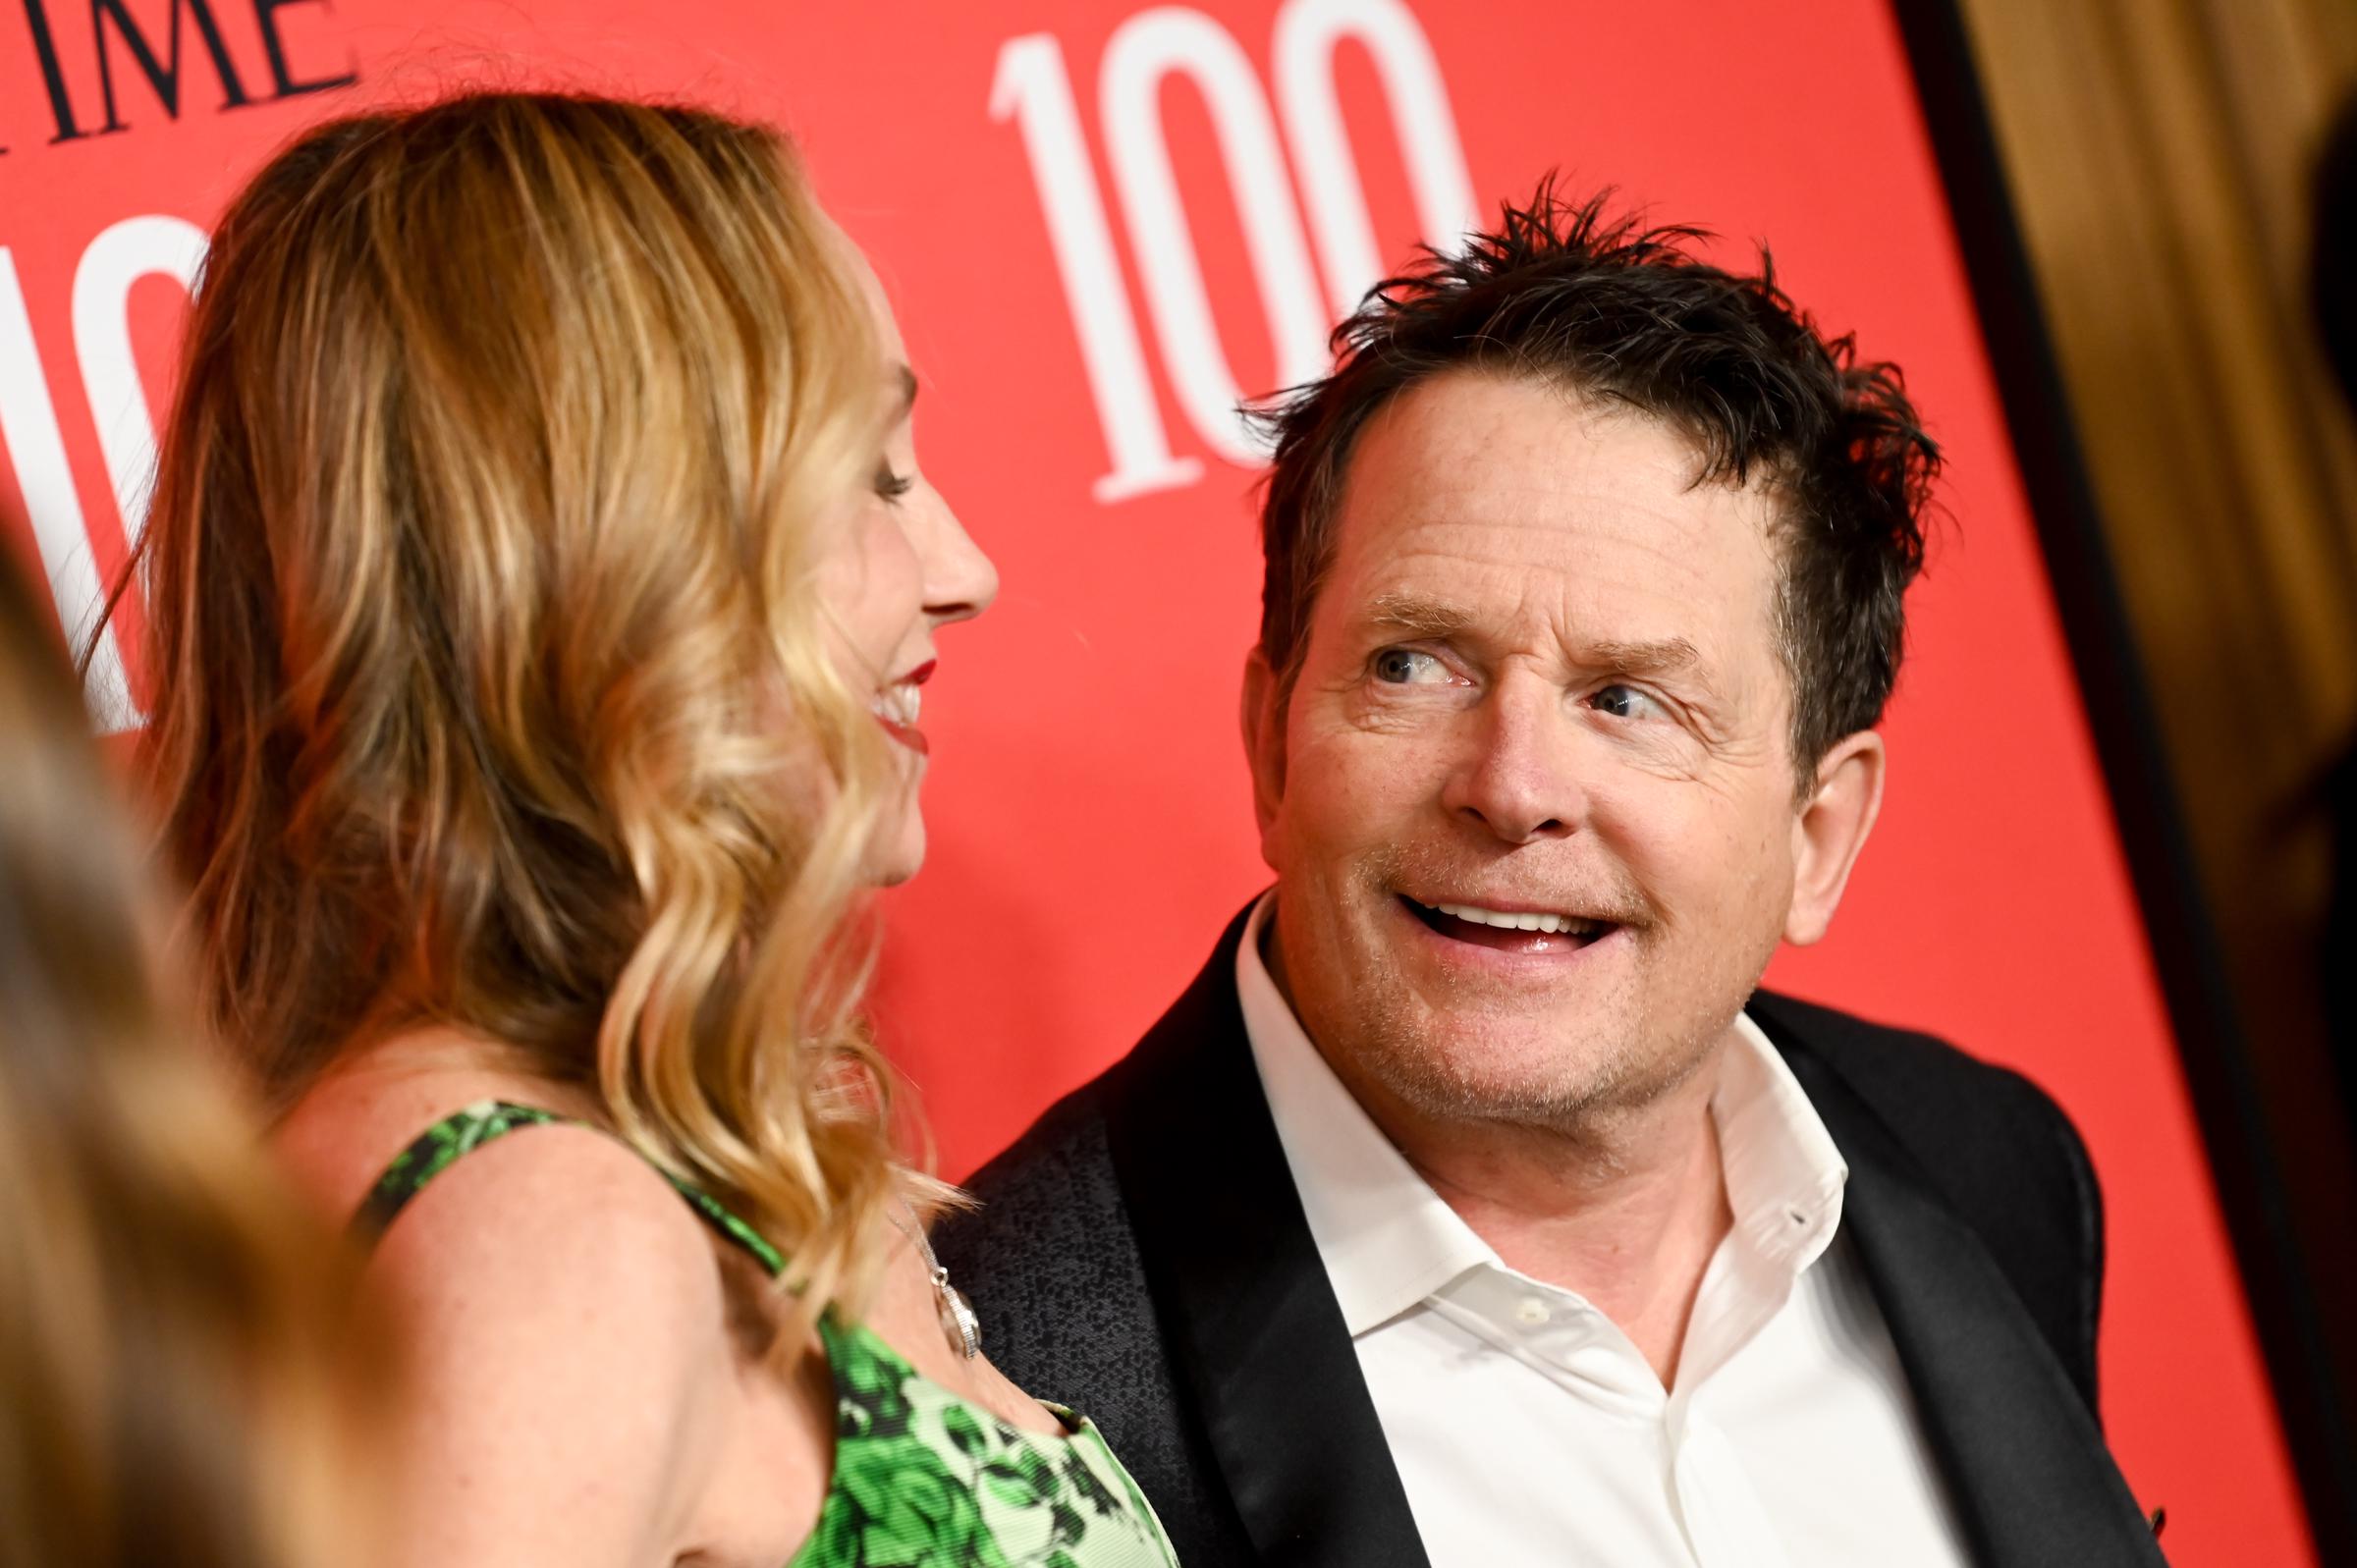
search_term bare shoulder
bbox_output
[365,1116,748,1563]
[282,1045,833,1565]
[275,1044,723,1340]
[363,1108,725,1329]
[270,1035,593,1222]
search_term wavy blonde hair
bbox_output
[124,91,919,1345]
[0,545,380,1568]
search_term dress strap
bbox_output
[351,1099,787,1276]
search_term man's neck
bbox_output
[1372,1068,1732,1387]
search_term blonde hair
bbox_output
[124,91,919,1344]
[0,547,378,1568]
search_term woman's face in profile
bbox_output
[817,268,998,886]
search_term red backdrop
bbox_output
[0,1,2312,1561]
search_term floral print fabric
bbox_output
[800,1316,1176,1567]
[358,1102,1180,1568]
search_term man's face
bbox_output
[1247,369,1876,1128]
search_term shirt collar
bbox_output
[1234,892,1850,1337]
[1236,893,1495,1334]
[1718,1007,1849,1273]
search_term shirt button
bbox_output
[1514,1296,1551,1326]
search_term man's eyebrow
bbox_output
[1360,591,1478,638]
[1581,637,1704,676]
[1354,599,1706,679]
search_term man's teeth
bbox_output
[1424,900,1601,936]
[872,683,921,726]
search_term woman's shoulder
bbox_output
[373,1106,720,1300]
[275,1038,729,1333]
[285,1045,836,1559]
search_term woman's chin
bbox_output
[866,820,926,889]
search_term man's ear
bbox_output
[1240,646,1288,848]
[1784,730,1886,946]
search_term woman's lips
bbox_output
[873,660,936,755]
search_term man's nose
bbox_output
[1439,672,1589,843]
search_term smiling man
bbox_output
[936,192,2165,1568]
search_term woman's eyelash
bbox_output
[874,466,914,501]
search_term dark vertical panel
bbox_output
[1889,0,2357,1558]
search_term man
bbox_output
[935,191,2165,1567]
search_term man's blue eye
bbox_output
[1374,649,1444,684]
[1592,683,1663,720]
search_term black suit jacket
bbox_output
[936,910,2166,1566]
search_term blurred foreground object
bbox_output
[0,543,384,1568]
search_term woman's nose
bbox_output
[919,490,999,625]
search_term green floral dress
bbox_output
[357,1102,1181,1568]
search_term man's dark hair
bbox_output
[1253,184,1939,789]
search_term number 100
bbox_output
[991,0,1477,502]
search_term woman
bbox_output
[129,92,1178,1566]
[0,543,383,1568]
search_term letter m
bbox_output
[90,0,252,132]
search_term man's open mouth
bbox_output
[1401,895,1617,953]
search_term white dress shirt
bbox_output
[1234,894,1972,1568]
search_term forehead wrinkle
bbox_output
[1341,545,1559,659]
[1354,524,1714,643]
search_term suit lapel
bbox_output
[1780,1043,2167,1568]
[1098,928,2162,1566]
[1102,909,1431,1568]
